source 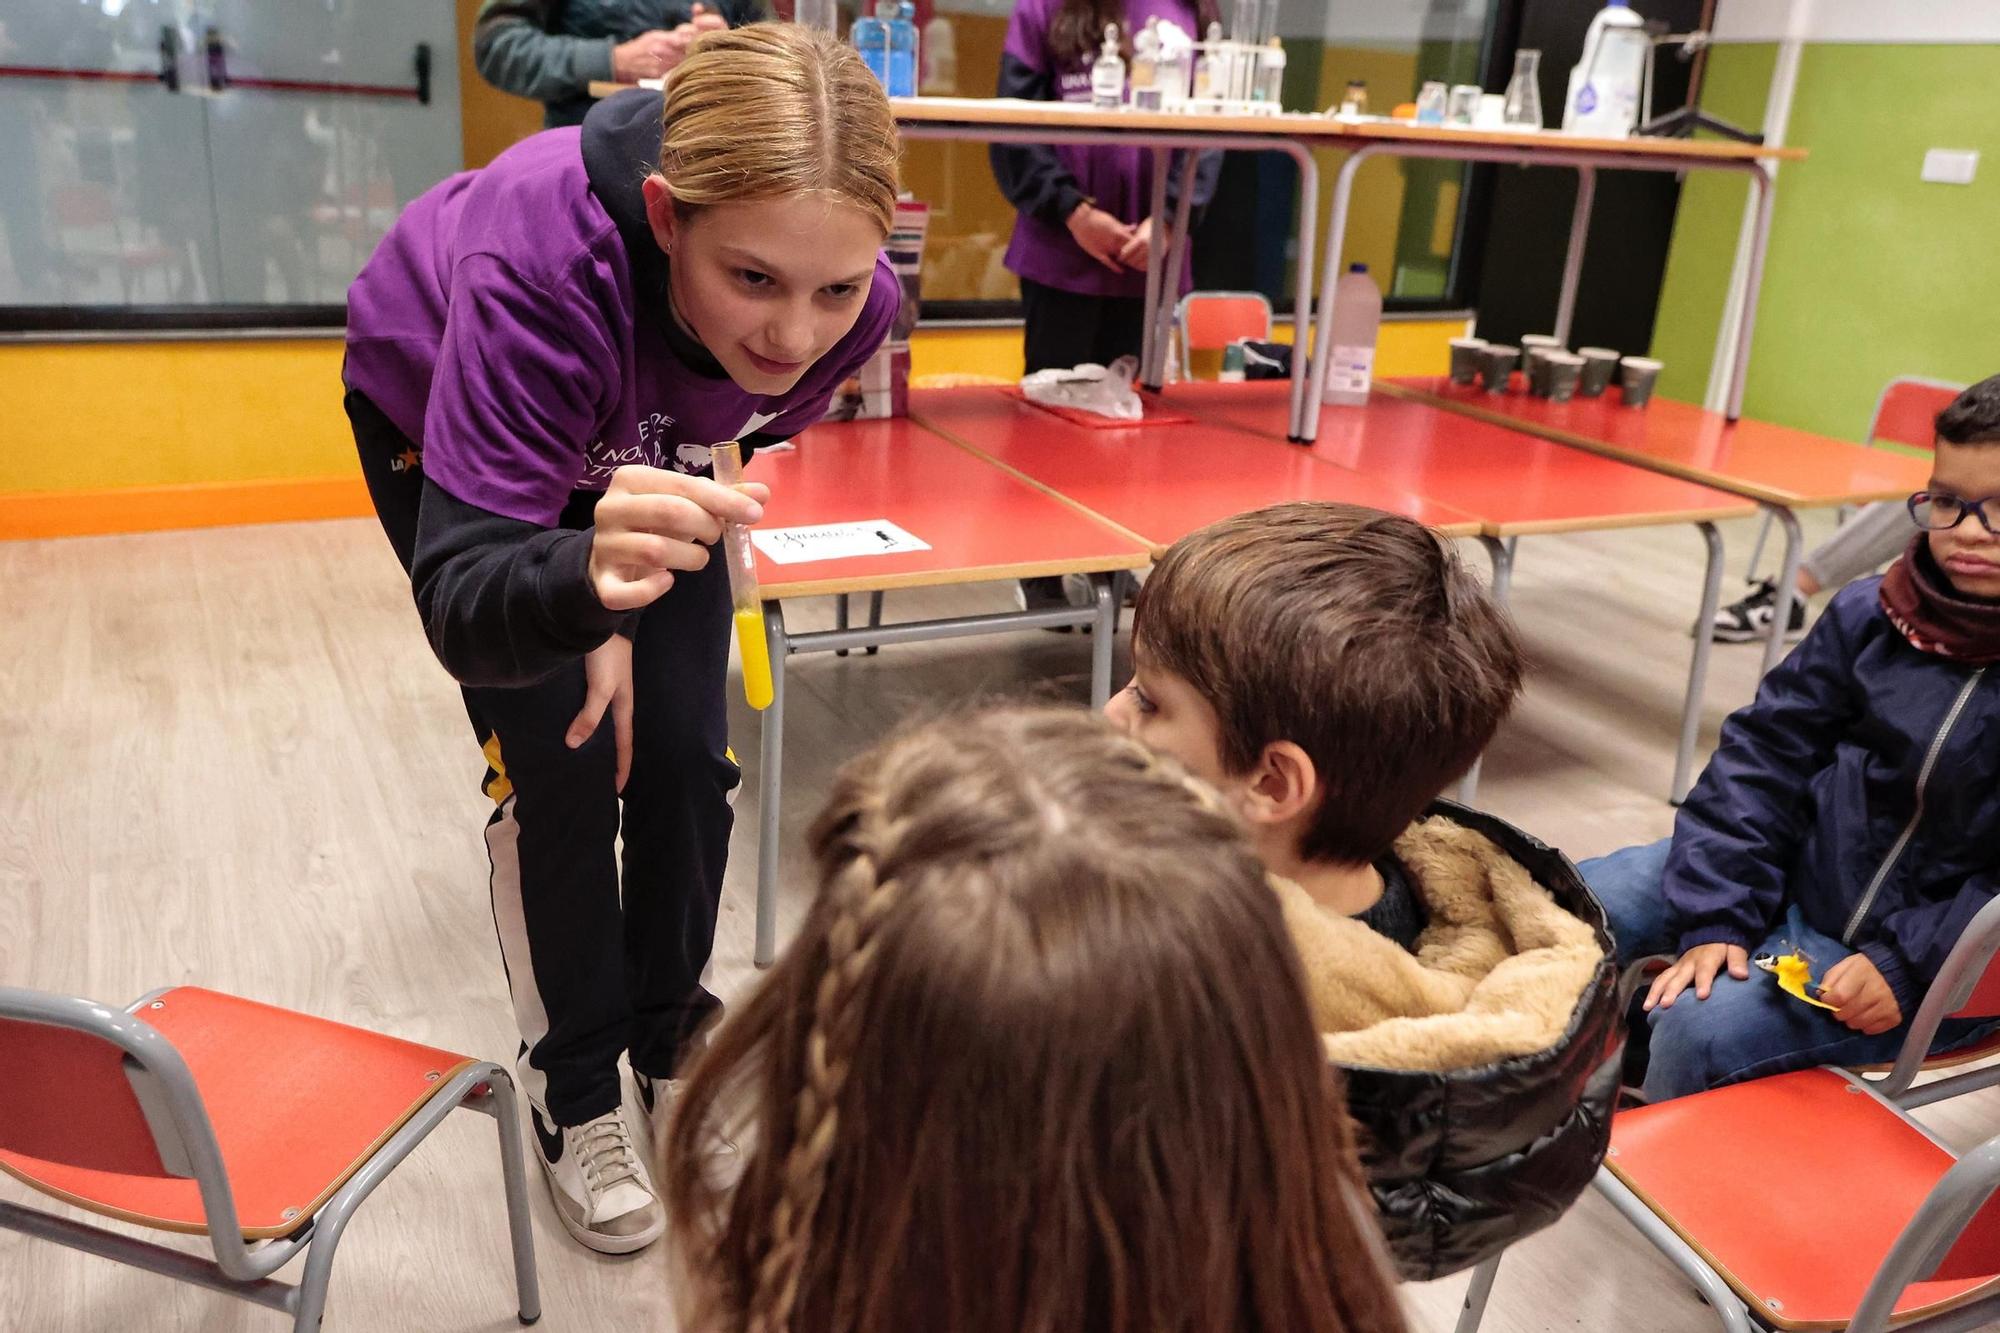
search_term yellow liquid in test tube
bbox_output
[734,606,774,710]
[709,442,773,712]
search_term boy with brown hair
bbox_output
[1106,501,1620,1279]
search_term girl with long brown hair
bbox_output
[664,705,1406,1333]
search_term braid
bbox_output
[746,807,905,1333]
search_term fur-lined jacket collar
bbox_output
[1273,815,1604,1072]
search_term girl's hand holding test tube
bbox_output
[586,463,769,612]
[709,442,775,711]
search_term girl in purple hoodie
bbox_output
[342,23,898,1255]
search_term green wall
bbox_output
[1651,43,2000,439]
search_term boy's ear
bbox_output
[1236,740,1320,828]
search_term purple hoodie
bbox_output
[346,89,897,529]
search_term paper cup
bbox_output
[1544,351,1585,403]
[1479,344,1520,393]
[1578,347,1621,397]
[1619,355,1663,408]
[1449,336,1487,385]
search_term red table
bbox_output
[1175,381,1761,801]
[1387,376,1936,676]
[740,416,1151,963]
[910,386,1481,552]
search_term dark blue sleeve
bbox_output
[1861,873,2000,1017]
[1166,149,1224,220]
[988,52,1089,228]
[1662,589,1871,954]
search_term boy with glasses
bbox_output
[1584,375,2000,1101]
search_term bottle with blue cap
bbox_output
[1563,0,1649,137]
[1322,261,1381,407]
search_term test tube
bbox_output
[708,441,774,711]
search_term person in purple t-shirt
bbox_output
[341,24,899,1256]
[989,0,1220,376]
[990,0,1220,613]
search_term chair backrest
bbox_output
[0,989,246,1253]
[1175,291,1274,379]
[1868,377,1961,453]
[1878,897,2000,1099]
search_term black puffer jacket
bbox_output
[1337,802,1623,1281]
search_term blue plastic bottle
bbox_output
[852,2,890,89]
[887,1,919,98]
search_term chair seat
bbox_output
[0,987,476,1239]
[1605,1068,2000,1330]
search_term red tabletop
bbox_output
[1386,376,1933,509]
[911,387,1480,554]
[1172,382,1757,536]
[744,416,1150,598]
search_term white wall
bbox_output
[1714,0,2000,43]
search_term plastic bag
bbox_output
[1020,356,1143,421]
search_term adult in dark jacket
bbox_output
[473,0,764,128]
[1586,375,2000,1103]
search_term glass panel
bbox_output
[201,0,463,304]
[0,2,222,305]
[900,0,1021,304]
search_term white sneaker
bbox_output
[636,1070,741,1188]
[529,1104,665,1255]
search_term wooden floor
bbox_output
[4,509,1997,1332]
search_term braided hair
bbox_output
[664,705,1406,1333]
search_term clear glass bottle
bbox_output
[1092,23,1125,109]
[1503,49,1544,129]
[1192,22,1222,101]
[1258,37,1285,107]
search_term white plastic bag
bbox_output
[1020,356,1143,421]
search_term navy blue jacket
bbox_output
[1664,576,1999,1015]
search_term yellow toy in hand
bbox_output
[1754,948,1837,1011]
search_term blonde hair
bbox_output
[658,22,900,236]
[665,705,1407,1333]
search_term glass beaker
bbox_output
[1503,49,1543,129]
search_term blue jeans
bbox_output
[1581,839,1998,1102]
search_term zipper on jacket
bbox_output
[1842,667,1989,945]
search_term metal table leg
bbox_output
[1456,534,1515,806]
[754,601,790,968]
[1761,504,1804,678]
[1090,575,1117,706]
[1673,522,1726,804]
[1724,163,1777,422]
[1553,166,1596,347]
[1139,147,1172,391]
[1453,1251,1504,1333]
[1303,145,1377,437]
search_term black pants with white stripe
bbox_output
[348,389,737,1127]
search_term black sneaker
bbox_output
[1708,578,1807,643]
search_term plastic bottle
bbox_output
[1092,23,1125,109]
[887,1,919,98]
[1258,37,1285,107]
[1322,262,1382,406]
[852,2,889,89]
[794,0,837,33]
[920,14,956,93]
[1563,0,1648,137]
[1193,22,1223,101]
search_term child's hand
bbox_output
[1117,217,1168,271]
[566,633,635,791]
[1819,953,1903,1034]
[588,465,768,612]
[1645,943,1750,1010]
[1067,203,1137,272]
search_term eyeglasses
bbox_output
[1907,491,2000,535]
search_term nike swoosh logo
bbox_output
[532,1108,565,1165]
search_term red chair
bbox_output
[1594,895,2000,1331]
[1869,377,1962,455]
[1174,290,1274,380]
[0,986,539,1331]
